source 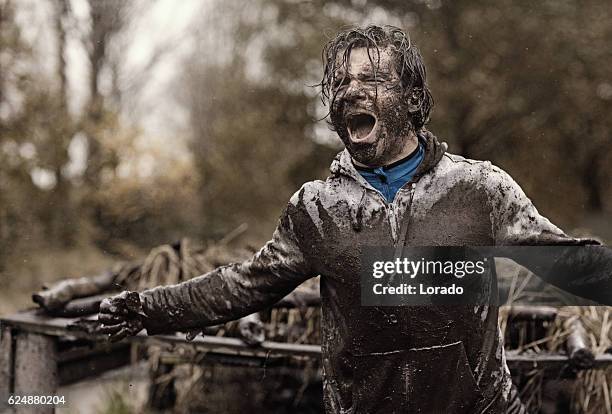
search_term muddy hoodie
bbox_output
[140,130,604,413]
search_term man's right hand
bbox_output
[98,291,147,342]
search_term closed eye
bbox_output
[333,76,350,89]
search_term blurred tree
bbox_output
[80,0,130,188]
[0,0,55,267]
[181,0,340,241]
[42,0,76,245]
[313,0,612,227]
[215,0,610,235]
[1,0,148,266]
[3,0,611,275]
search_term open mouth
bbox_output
[347,112,377,142]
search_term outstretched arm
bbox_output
[490,166,612,304]
[99,198,315,340]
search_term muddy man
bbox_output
[99,25,612,413]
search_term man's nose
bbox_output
[343,80,367,102]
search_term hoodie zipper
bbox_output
[362,179,417,246]
[358,185,397,240]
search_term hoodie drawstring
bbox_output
[350,189,367,232]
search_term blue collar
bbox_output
[354,140,425,203]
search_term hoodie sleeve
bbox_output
[489,166,612,305]
[490,165,597,246]
[139,197,314,334]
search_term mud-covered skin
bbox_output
[98,291,146,341]
[330,47,418,167]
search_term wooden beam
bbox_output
[13,332,58,414]
[135,333,322,359]
[159,351,315,368]
[0,324,14,396]
[507,305,558,322]
[1,310,322,358]
[3,308,612,390]
[32,271,116,312]
[565,318,595,369]
[46,295,107,318]
[38,288,321,318]
[505,350,612,370]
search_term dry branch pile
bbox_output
[498,260,612,414]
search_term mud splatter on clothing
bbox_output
[140,130,601,413]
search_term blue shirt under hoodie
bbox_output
[354,137,425,203]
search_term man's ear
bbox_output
[406,87,423,113]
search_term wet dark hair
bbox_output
[319,24,434,130]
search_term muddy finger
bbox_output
[109,327,133,343]
[106,304,129,315]
[98,313,126,325]
[97,322,127,335]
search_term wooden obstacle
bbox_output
[1,306,612,413]
[0,309,319,413]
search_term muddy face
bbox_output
[330,47,417,167]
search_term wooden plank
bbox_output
[159,351,314,368]
[13,332,58,414]
[46,294,107,317]
[3,310,612,373]
[138,333,322,358]
[505,350,612,370]
[32,271,116,312]
[1,311,322,358]
[507,305,558,322]
[0,324,14,396]
[1,309,81,328]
